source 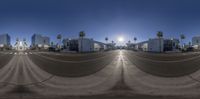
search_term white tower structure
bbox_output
[15,38,28,51]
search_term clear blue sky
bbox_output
[0,0,200,46]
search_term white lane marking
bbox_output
[14,52,17,55]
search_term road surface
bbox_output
[0,50,200,99]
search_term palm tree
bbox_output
[79,31,86,52]
[51,42,54,47]
[157,31,163,52]
[111,40,115,49]
[189,41,191,47]
[105,37,108,43]
[57,34,62,49]
[180,34,185,49]
[79,31,85,38]
[111,40,114,44]
[134,37,137,43]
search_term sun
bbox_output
[118,37,124,42]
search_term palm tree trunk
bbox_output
[181,39,183,50]
[159,38,161,52]
[60,39,61,50]
[81,37,83,52]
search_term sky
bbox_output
[0,0,200,46]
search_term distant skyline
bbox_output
[0,0,200,46]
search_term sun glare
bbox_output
[118,37,124,42]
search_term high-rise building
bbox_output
[0,34,11,48]
[31,34,50,49]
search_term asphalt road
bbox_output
[0,50,200,99]
[0,52,13,69]
[28,51,118,77]
[124,50,200,77]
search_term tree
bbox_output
[51,42,54,47]
[134,37,137,43]
[157,31,163,38]
[57,34,62,49]
[105,37,108,43]
[189,42,191,47]
[111,40,114,44]
[157,31,163,52]
[180,34,185,49]
[79,31,86,52]
[79,31,85,38]
[128,40,131,43]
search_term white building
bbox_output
[15,40,28,51]
[133,38,179,52]
[78,38,94,52]
[94,41,106,51]
[148,38,164,52]
[63,38,94,52]
[192,36,200,50]
[63,38,109,52]
[135,41,149,51]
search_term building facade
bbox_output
[131,38,179,52]
[31,34,50,49]
[164,38,179,51]
[15,40,28,51]
[0,34,11,50]
[62,38,94,52]
[135,41,149,51]
[62,38,109,52]
[148,38,164,52]
[94,41,106,51]
[192,36,200,50]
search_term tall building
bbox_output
[0,34,11,49]
[31,34,50,49]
